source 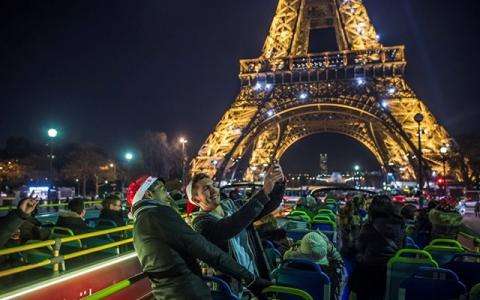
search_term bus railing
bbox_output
[0,225,133,278]
[458,231,480,252]
[82,273,147,300]
[0,200,103,212]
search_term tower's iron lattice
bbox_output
[191,0,470,182]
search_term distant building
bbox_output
[319,153,328,175]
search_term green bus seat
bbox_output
[386,249,438,300]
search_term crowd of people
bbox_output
[0,165,472,299]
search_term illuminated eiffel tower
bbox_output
[191,0,470,183]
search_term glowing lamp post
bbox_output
[179,137,188,183]
[440,146,449,193]
[414,113,424,192]
[47,128,58,181]
[353,164,360,187]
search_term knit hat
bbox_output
[299,232,329,265]
[126,176,158,208]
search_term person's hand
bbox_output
[246,277,273,299]
[263,163,284,194]
[18,196,39,215]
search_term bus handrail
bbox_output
[60,225,132,243]
[458,231,480,252]
[81,273,147,299]
[0,200,103,211]
[0,225,134,279]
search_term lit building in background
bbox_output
[319,154,328,175]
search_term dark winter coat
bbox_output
[133,201,255,300]
[19,216,50,242]
[356,215,405,266]
[99,209,126,227]
[56,210,92,234]
[350,215,405,300]
[0,209,28,248]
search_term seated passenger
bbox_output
[400,204,417,227]
[19,203,50,243]
[255,214,292,254]
[129,176,270,299]
[428,197,463,240]
[339,200,361,256]
[0,197,38,248]
[284,231,345,300]
[349,195,405,300]
[99,194,125,226]
[56,198,92,234]
[188,164,285,292]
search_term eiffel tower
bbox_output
[191,0,469,183]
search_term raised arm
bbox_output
[148,206,255,283]
[193,191,270,240]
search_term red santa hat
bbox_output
[127,176,158,207]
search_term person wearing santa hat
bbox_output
[187,163,285,294]
[128,176,271,300]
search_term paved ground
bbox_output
[463,209,480,235]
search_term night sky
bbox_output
[1,0,479,173]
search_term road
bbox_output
[463,209,480,235]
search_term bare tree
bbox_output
[62,145,111,196]
[139,131,182,180]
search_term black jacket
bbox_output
[356,215,405,266]
[19,216,50,243]
[0,209,28,248]
[133,202,254,300]
[56,210,92,234]
[99,209,126,227]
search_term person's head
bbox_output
[229,189,241,201]
[437,197,458,212]
[187,173,220,212]
[68,198,85,218]
[401,204,417,221]
[299,232,329,265]
[127,176,174,212]
[103,194,122,212]
[368,194,394,220]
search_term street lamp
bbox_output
[414,113,424,193]
[47,128,58,181]
[440,146,449,193]
[125,152,133,161]
[353,165,360,187]
[109,163,117,183]
[179,137,188,183]
[47,128,58,138]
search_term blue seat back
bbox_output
[444,253,480,290]
[311,222,334,232]
[204,276,239,300]
[273,259,330,300]
[265,248,283,269]
[404,236,419,249]
[262,239,276,250]
[386,249,438,300]
[398,267,466,300]
[424,245,464,266]
[286,229,311,242]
